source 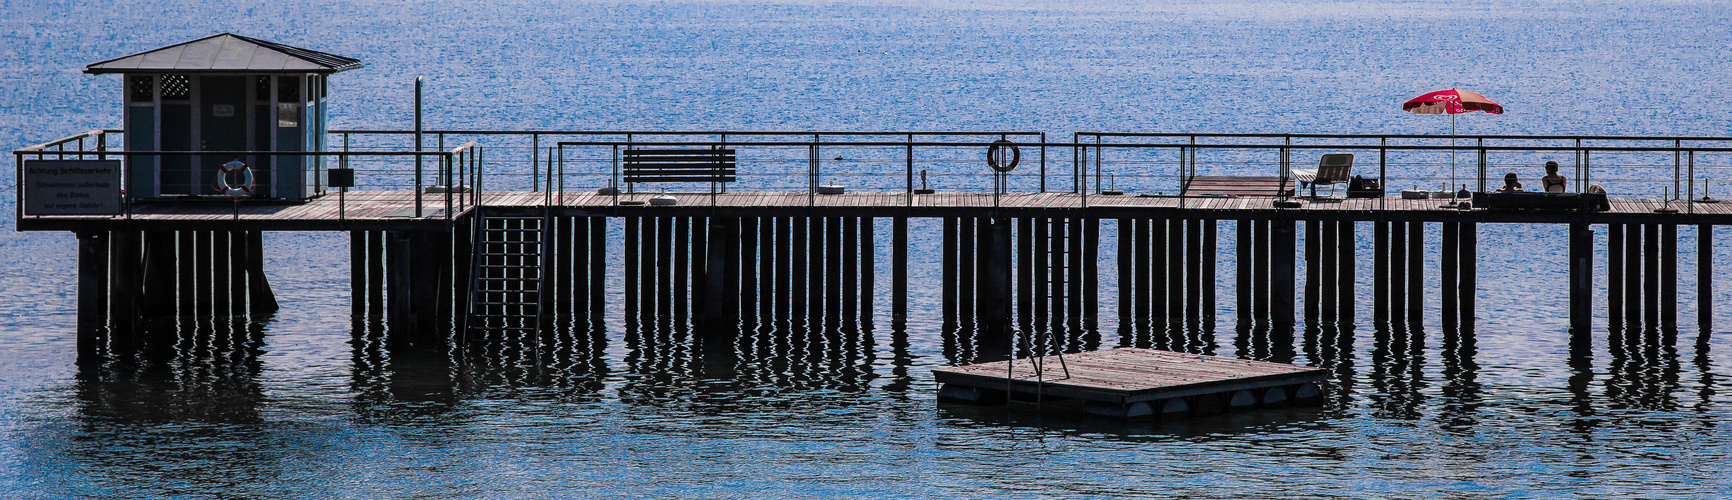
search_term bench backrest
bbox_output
[622,148,737,183]
[1316,153,1353,183]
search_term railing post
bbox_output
[1039,132,1047,193]
[532,133,540,192]
[1379,138,1387,212]
[1675,139,1682,200]
[905,134,913,207]
[414,77,423,219]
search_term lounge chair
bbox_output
[1292,154,1354,198]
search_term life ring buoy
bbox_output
[986,139,1020,173]
[215,160,254,197]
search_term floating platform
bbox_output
[933,348,1327,418]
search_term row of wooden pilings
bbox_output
[73,229,279,360]
[74,216,1715,362]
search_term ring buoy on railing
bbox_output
[986,139,1020,173]
[215,160,254,197]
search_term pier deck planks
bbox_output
[932,348,1327,404]
[20,190,1732,231]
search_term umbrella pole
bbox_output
[1444,111,1460,208]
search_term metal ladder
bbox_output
[1012,220,1071,404]
[464,214,547,346]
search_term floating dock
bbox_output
[934,348,1327,418]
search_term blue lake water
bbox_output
[3,1,1732,498]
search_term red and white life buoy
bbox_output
[215,160,254,197]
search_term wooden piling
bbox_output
[1271,219,1296,331]
[1701,224,1713,336]
[141,231,175,317]
[76,231,108,359]
[1068,218,1086,332]
[1624,223,1641,327]
[958,217,975,325]
[1033,218,1050,330]
[624,217,640,326]
[826,216,844,329]
[211,230,230,317]
[672,217,689,329]
[780,217,795,323]
[226,230,246,316]
[1150,218,1168,323]
[842,217,858,328]
[1084,218,1102,330]
[1373,221,1388,327]
[194,230,213,317]
[1167,218,1184,325]
[892,217,907,327]
[725,216,744,329]
[1252,219,1270,325]
[1388,221,1405,326]
[1661,223,1678,331]
[791,216,808,322]
[1319,220,1338,324]
[761,216,777,326]
[1236,220,1251,328]
[1645,223,1661,329]
[386,231,412,340]
[109,229,138,340]
[1337,221,1354,327]
[1018,217,1034,332]
[1202,220,1217,329]
[1442,222,1459,332]
[1608,223,1624,328]
[861,217,875,327]
[1569,223,1593,334]
[1305,220,1321,326]
[1406,221,1423,325]
[589,217,606,321]
[740,216,758,329]
[1459,222,1476,333]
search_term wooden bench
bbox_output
[621,148,737,185]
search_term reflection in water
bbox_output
[1604,319,1683,412]
[78,316,268,424]
[1368,321,1426,420]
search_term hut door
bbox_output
[200,76,247,196]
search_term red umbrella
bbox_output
[1403,89,1504,115]
[1404,89,1504,203]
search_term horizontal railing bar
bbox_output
[335,129,1043,137]
[1077,132,1732,142]
[555,140,1732,152]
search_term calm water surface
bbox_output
[3,1,1732,498]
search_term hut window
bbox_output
[160,74,190,100]
[277,76,300,103]
[256,76,272,100]
[129,75,154,103]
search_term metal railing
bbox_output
[15,129,483,221]
[1075,132,1732,204]
[20,127,1732,222]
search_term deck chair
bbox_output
[1292,154,1354,198]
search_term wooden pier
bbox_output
[934,348,1327,418]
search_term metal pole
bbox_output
[414,76,423,218]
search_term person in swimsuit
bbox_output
[1540,160,1567,193]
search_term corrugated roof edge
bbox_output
[84,33,364,74]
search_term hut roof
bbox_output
[85,33,363,74]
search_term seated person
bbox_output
[1497,172,1523,192]
[1540,161,1567,193]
